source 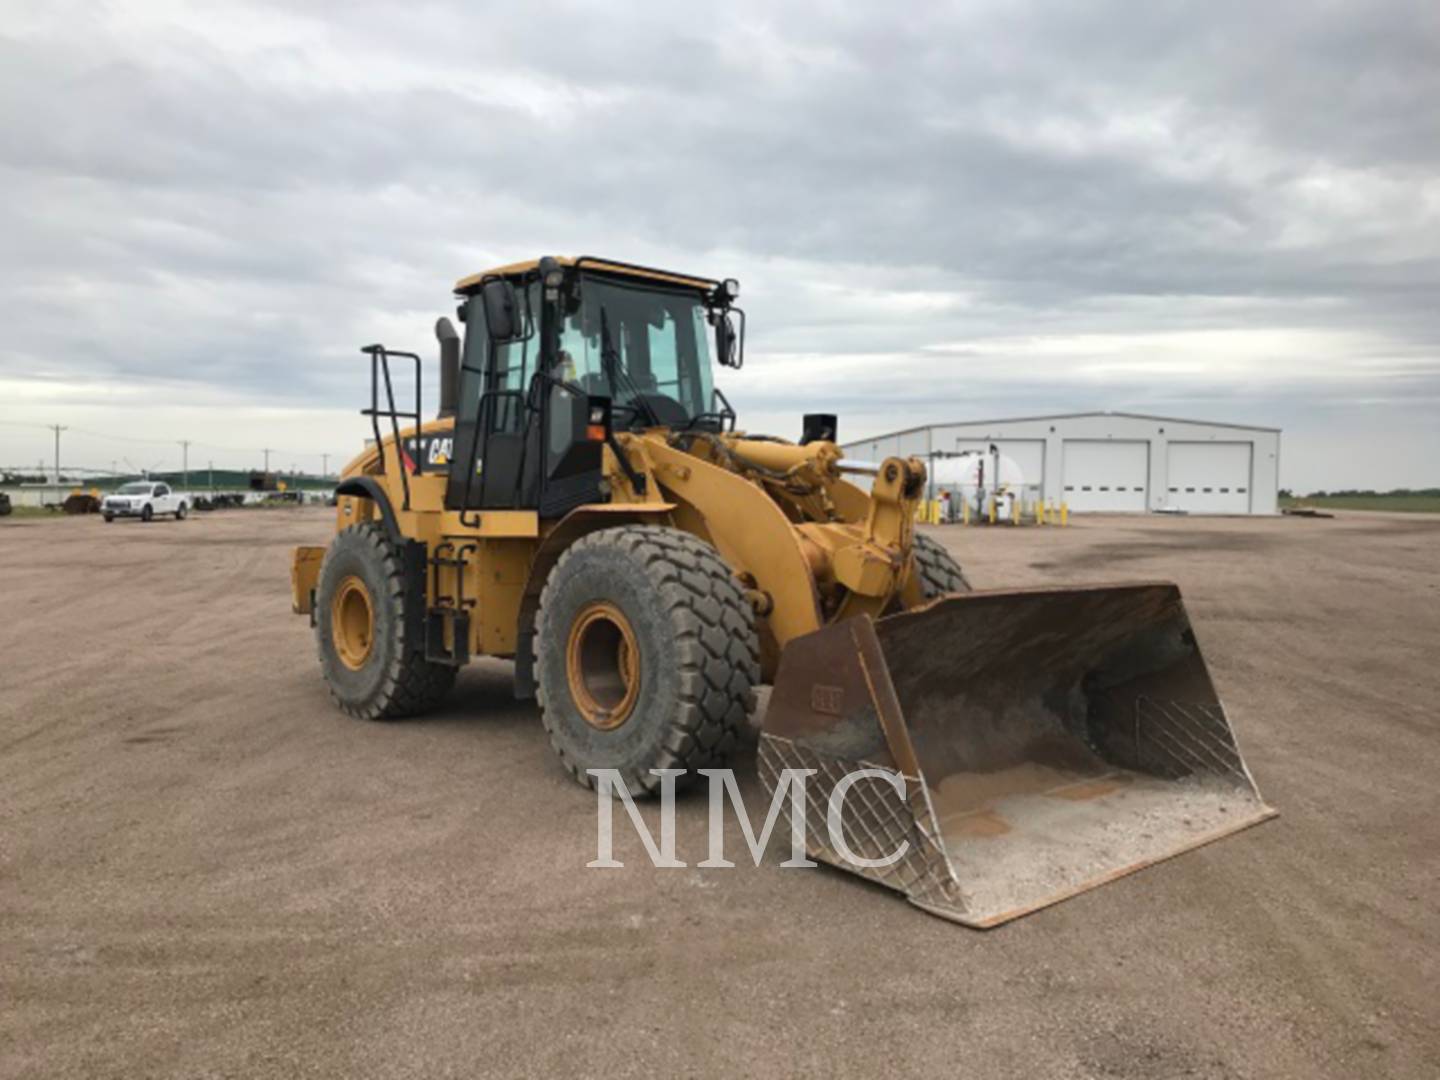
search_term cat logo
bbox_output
[426,436,454,466]
[404,435,454,468]
[809,684,844,716]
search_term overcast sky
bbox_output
[2,1,1437,491]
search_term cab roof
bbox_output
[454,256,718,295]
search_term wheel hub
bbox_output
[566,601,641,731]
[332,575,375,670]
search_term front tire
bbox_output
[314,524,455,720]
[140,504,153,523]
[911,533,972,598]
[535,526,760,797]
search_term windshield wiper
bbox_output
[599,308,661,429]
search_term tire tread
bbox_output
[321,524,455,721]
[912,532,972,597]
[535,525,760,795]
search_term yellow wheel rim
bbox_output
[565,601,641,731]
[332,575,375,671]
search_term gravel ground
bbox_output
[2,507,1437,1078]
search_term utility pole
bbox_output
[50,424,66,486]
[179,440,190,494]
[263,448,272,475]
[208,460,214,493]
[321,453,329,479]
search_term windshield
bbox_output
[554,277,716,426]
[117,482,151,494]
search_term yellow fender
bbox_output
[512,502,676,698]
[644,439,826,649]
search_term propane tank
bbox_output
[931,449,1026,522]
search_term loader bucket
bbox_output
[759,583,1275,928]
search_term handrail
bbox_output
[360,345,423,512]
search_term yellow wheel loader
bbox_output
[292,255,1274,927]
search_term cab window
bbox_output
[458,281,539,436]
[558,278,715,425]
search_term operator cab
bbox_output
[446,256,743,518]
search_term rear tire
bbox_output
[912,533,972,597]
[535,526,760,797]
[176,502,187,520]
[315,524,455,720]
[103,513,114,523]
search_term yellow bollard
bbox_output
[1037,499,1046,526]
[988,497,997,525]
[962,499,970,526]
[1060,501,1069,527]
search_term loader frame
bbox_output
[290,253,1274,928]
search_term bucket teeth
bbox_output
[760,582,1276,928]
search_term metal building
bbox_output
[841,412,1281,515]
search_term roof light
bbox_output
[721,278,740,301]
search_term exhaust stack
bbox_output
[436,316,460,418]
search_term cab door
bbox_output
[444,283,539,512]
[446,275,608,519]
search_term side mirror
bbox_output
[715,312,741,369]
[481,279,519,341]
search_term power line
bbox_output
[67,426,181,447]
[0,420,55,431]
[2,422,336,461]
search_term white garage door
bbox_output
[1166,442,1252,513]
[954,439,1046,498]
[1062,440,1149,512]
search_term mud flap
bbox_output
[758,582,1276,928]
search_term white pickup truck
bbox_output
[102,481,189,523]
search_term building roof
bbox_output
[844,411,1281,446]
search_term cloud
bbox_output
[0,0,1437,489]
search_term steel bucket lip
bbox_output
[879,580,1195,648]
[911,802,1279,929]
[757,731,1279,929]
[897,578,1187,612]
